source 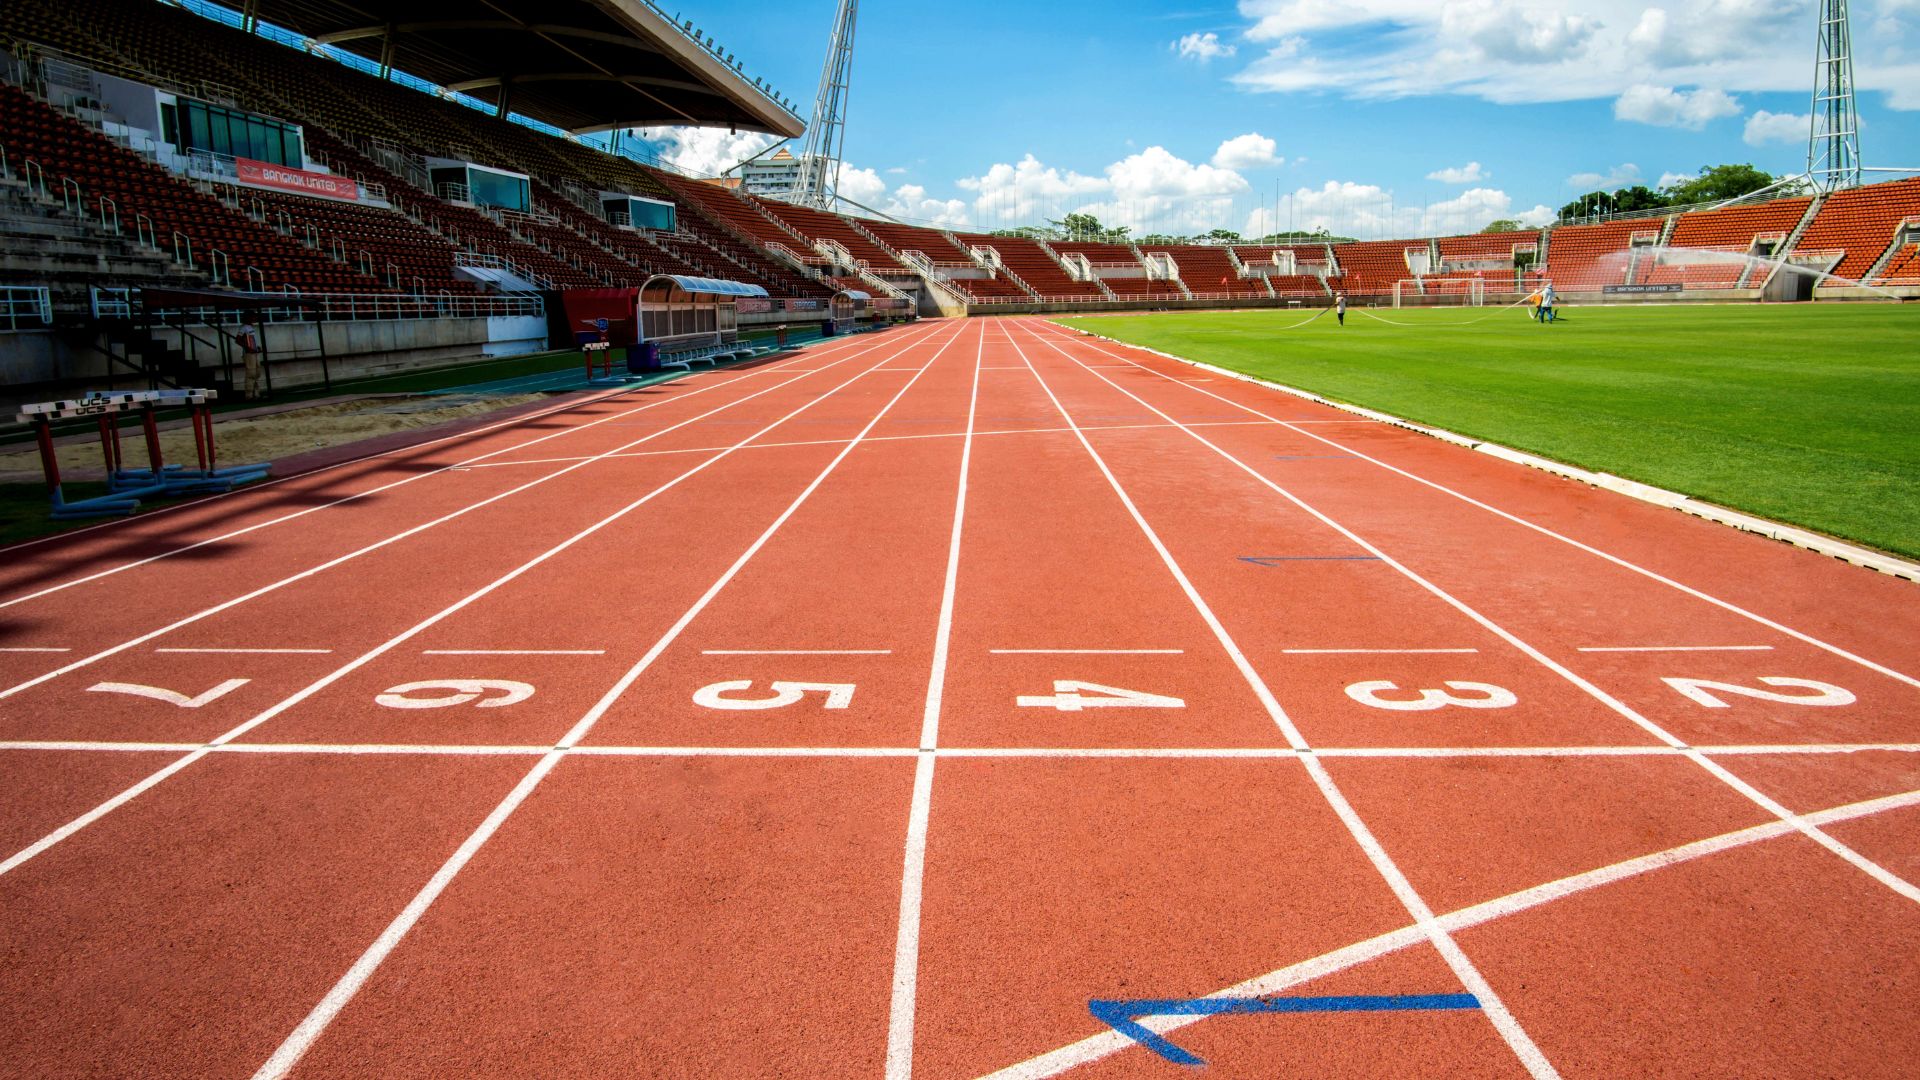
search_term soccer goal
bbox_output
[1393,278,1485,308]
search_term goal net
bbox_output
[1392,278,1486,308]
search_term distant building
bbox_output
[736,146,800,196]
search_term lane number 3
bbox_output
[1345,680,1518,712]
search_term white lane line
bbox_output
[1577,645,1775,653]
[0,330,945,885]
[983,784,1920,1080]
[3,740,1916,758]
[1284,648,1480,655]
[0,330,942,706]
[1007,319,1561,1079]
[1025,319,1920,907]
[1029,321,1920,692]
[0,647,71,653]
[883,323,985,1080]
[988,648,1185,655]
[155,648,334,655]
[252,319,973,1080]
[421,649,607,656]
[885,321,984,1080]
[0,338,860,610]
[700,649,894,656]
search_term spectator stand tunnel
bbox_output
[545,275,772,373]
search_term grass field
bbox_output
[1056,303,1920,559]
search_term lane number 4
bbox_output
[1017,681,1186,712]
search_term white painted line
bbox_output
[984,784,1920,1080]
[1577,645,1774,653]
[155,647,334,655]
[0,335,871,609]
[886,321,984,1080]
[989,648,1184,655]
[253,320,975,1080]
[700,649,893,656]
[1284,648,1480,655]
[1008,319,1561,1079]
[1027,318,1920,908]
[0,330,944,887]
[0,647,71,653]
[0,332,937,708]
[2,740,1915,759]
[421,649,607,656]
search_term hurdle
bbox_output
[14,389,271,519]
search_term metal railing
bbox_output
[1,286,55,331]
[90,287,546,325]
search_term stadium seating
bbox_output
[753,198,906,270]
[950,235,1105,300]
[1871,243,1920,285]
[1330,240,1422,294]
[0,83,378,292]
[859,220,971,266]
[1791,176,1920,284]
[1669,198,1812,251]
[1542,220,1648,290]
[1436,232,1538,261]
[1143,246,1267,298]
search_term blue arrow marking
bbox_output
[1089,993,1481,1066]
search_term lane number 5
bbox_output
[693,680,855,711]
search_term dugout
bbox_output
[826,289,869,335]
[546,276,767,371]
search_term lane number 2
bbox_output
[1345,680,1518,712]
[693,680,855,711]
[1017,681,1186,712]
[1662,677,1854,709]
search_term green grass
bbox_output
[1056,303,1920,559]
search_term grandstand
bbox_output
[2,0,1918,399]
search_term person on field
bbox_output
[1539,282,1558,324]
[1526,287,1543,321]
[236,319,264,399]
[1335,292,1347,326]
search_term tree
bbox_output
[1482,219,1524,233]
[1558,185,1665,222]
[1046,211,1129,242]
[1661,164,1777,205]
[1203,228,1243,243]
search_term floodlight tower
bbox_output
[791,0,859,209]
[1808,0,1862,191]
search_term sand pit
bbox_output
[0,393,546,483]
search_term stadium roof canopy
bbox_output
[244,0,805,137]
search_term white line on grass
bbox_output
[0,327,954,883]
[251,319,973,1080]
[1022,318,1920,907]
[884,321,984,1080]
[1006,319,1561,1079]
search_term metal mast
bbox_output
[791,0,858,208]
[1808,0,1862,191]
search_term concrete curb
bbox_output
[1058,325,1920,585]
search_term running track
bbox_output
[1,316,1916,1078]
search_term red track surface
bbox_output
[1,317,1915,1079]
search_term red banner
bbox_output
[236,159,359,200]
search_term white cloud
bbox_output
[1427,161,1488,184]
[956,154,1108,223]
[1613,84,1741,128]
[1174,31,1237,62]
[633,127,780,177]
[882,184,972,228]
[1744,109,1809,145]
[1657,171,1697,190]
[1244,181,1551,240]
[833,163,889,208]
[885,166,909,176]
[1212,132,1282,170]
[1093,146,1252,233]
[1227,0,1919,109]
[1567,163,1642,190]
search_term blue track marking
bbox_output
[1239,555,1383,566]
[1089,993,1482,1066]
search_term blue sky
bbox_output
[646,1,1918,237]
